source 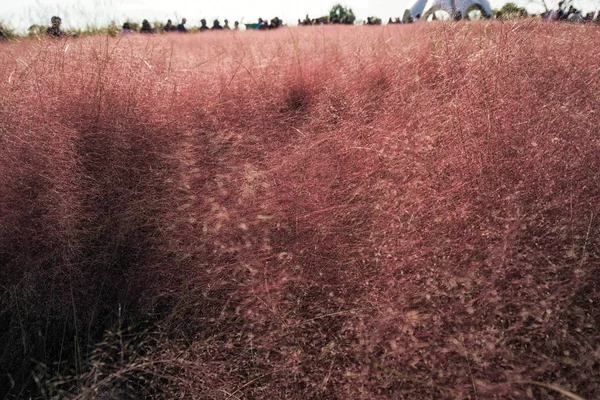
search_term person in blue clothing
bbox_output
[176,18,187,32]
[257,18,269,30]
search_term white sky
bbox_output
[1,0,598,32]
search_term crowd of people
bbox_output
[545,1,593,21]
[298,14,354,25]
[120,16,282,35]
[129,17,243,34]
[1,6,599,41]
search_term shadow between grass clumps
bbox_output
[285,84,311,113]
[0,112,181,398]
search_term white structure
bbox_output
[408,0,493,20]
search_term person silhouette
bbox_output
[121,22,133,35]
[46,16,66,37]
[199,19,209,32]
[257,18,269,30]
[177,18,187,32]
[212,19,223,30]
[269,17,282,28]
[140,19,154,33]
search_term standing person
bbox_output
[223,19,231,29]
[257,18,269,30]
[140,19,154,34]
[176,18,187,32]
[46,16,66,38]
[164,19,174,32]
[121,22,133,35]
[567,6,581,20]
[269,17,282,28]
[212,19,223,30]
[233,21,240,30]
[556,1,567,19]
[199,19,209,32]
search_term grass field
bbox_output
[1,21,599,399]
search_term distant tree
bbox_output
[499,2,528,18]
[329,4,356,24]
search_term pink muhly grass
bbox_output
[0,22,599,399]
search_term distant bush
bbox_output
[69,21,121,37]
[27,24,46,37]
[0,21,18,40]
